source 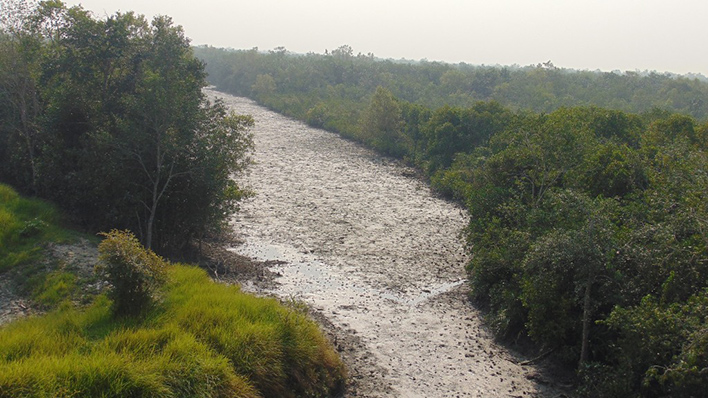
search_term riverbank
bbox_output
[209,89,569,397]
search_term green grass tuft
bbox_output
[31,271,77,308]
[0,184,19,203]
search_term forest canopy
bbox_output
[0,1,253,253]
[195,45,708,122]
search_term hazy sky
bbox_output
[61,0,707,76]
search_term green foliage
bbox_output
[430,152,479,200]
[464,106,708,394]
[252,73,276,100]
[575,141,647,197]
[0,265,345,398]
[359,86,406,156]
[195,46,708,121]
[421,101,515,174]
[600,292,708,397]
[97,230,166,317]
[305,102,330,128]
[0,2,254,254]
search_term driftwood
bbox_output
[519,347,557,366]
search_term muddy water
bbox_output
[208,89,554,397]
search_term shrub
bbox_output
[97,230,167,317]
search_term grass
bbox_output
[0,292,261,398]
[0,184,72,272]
[0,266,346,397]
[0,183,346,397]
[30,271,77,308]
[1,183,86,312]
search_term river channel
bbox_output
[207,89,557,397]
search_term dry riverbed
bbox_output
[208,89,565,397]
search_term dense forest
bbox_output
[0,1,253,254]
[197,46,708,397]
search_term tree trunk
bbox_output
[19,90,38,193]
[579,279,593,366]
[146,198,157,250]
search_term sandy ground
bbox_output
[0,273,33,326]
[208,89,566,397]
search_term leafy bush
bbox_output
[460,107,708,396]
[599,292,708,397]
[97,230,167,317]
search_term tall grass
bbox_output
[0,265,346,397]
[165,266,346,397]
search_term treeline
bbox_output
[197,46,708,396]
[0,1,253,254]
[194,45,708,122]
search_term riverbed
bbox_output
[207,89,558,397]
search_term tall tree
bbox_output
[0,1,254,253]
[0,0,42,192]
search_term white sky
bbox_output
[61,0,707,76]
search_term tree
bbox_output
[521,192,620,365]
[422,102,513,174]
[0,1,254,254]
[359,86,405,156]
[0,0,43,192]
[114,15,209,250]
[252,73,276,100]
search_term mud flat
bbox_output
[208,89,560,397]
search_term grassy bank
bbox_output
[0,184,346,397]
[0,184,72,273]
[0,265,346,397]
